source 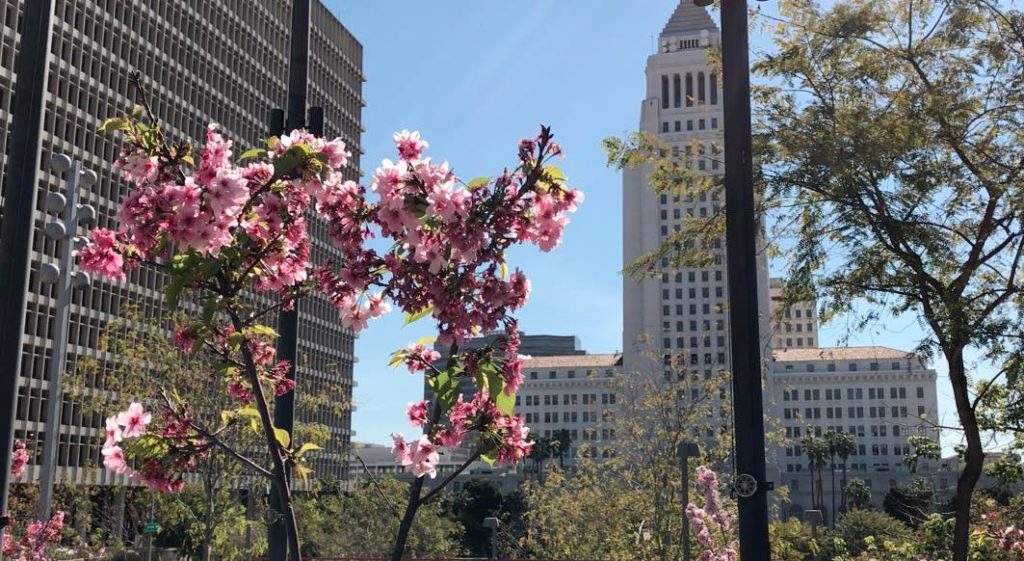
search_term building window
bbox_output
[685,73,694,107]
[662,122,669,133]
[674,120,681,132]
[711,117,718,129]
[661,75,669,109]
[710,72,718,104]
[697,72,706,104]
[673,73,682,107]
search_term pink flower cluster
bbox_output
[981,512,1024,555]
[2,511,64,561]
[10,439,28,478]
[100,403,187,492]
[86,115,579,489]
[685,467,738,561]
[390,433,440,478]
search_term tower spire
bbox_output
[661,1,718,37]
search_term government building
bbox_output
[1,0,362,486]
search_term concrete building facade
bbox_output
[1,0,363,485]
[769,277,819,349]
[621,1,771,387]
[771,346,941,517]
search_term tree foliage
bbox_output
[754,1,1024,556]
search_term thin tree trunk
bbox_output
[232,313,302,561]
[840,462,848,513]
[947,346,984,561]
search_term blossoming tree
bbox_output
[81,79,580,560]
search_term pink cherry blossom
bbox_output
[393,130,428,161]
[406,400,429,427]
[408,435,440,478]
[76,228,125,282]
[10,439,28,478]
[104,416,122,447]
[116,402,151,438]
[101,445,132,475]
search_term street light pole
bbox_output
[717,0,772,559]
[0,0,57,551]
[679,441,700,561]
[36,155,97,521]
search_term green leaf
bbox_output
[403,306,434,327]
[431,371,461,413]
[388,350,408,368]
[466,176,491,188]
[246,325,277,338]
[544,164,567,182]
[237,407,261,419]
[294,464,313,486]
[266,136,280,150]
[98,117,130,134]
[416,335,436,346]
[480,452,496,467]
[496,390,515,416]
[273,427,291,448]
[295,443,321,457]
[238,147,267,162]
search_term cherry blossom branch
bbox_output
[353,455,400,515]
[419,448,484,505]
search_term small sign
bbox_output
[143,522,160,534]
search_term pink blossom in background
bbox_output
[10,439,28,478]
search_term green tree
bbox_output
[521,347,736,561]
[832,509,911,556]
[452,479,504,557]
[66,307,334,560]
[828,431,857,513]
[753,2,1024,558]
[902,436,942,474]
[293,477,462,559]
[802,432,830,514]
[844,479,873,511]
[883,478,934,527]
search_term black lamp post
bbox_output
[690,1,772,560]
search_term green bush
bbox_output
[832,509,910,555]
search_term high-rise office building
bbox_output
[769,277,819,349]
[0,0,363,484]
[621,2,771,395]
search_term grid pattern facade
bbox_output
[0,0,362,485]
[771,347,941,514]
[769,277,819,349]
[516,355,623,464]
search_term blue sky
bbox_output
[324,1,962,449]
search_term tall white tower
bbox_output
[622,2,771,391]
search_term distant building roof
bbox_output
[522,354,622,369]
[661,1,718,37]
[773,346,914,362]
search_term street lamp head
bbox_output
[39,263,60,284]
[44,192,67,213]
[483,517,500,529]
[76,203,96,224]
[49,153,72,174]
[43,222,67,240]
[79,168,98,186]
[71,271,91,288]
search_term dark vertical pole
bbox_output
[681,449,691,561]
[265,108,287,561]
[720,0,771,559]
[0,0,56,548]
[268,2,311,559]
